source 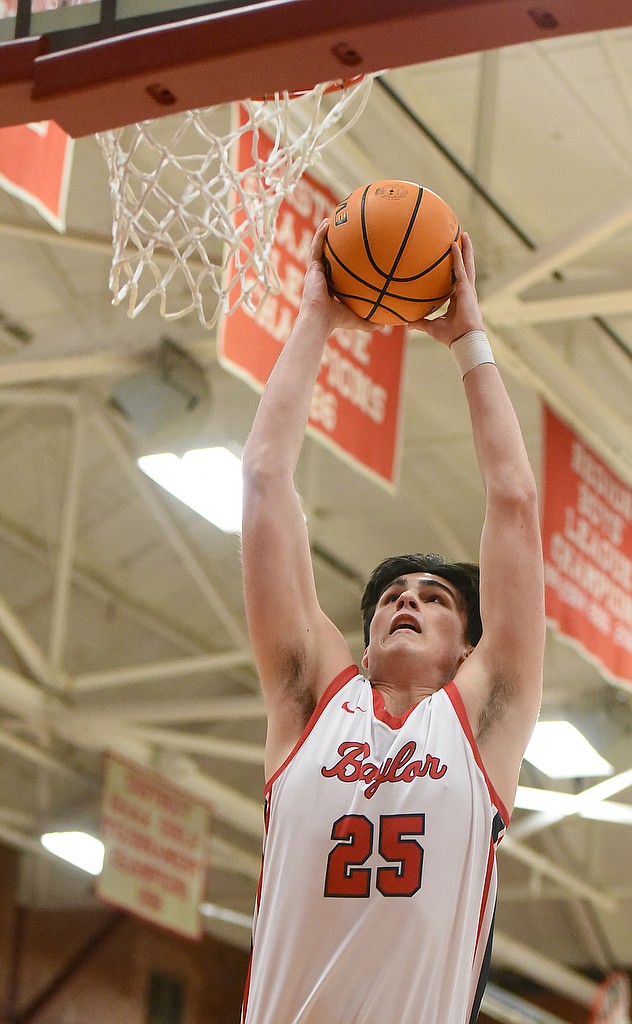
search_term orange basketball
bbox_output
[323,180,461,325]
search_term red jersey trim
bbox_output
[444,680,510,828]
[371,686,423,729]
[263,664,359,799]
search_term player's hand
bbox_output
[409,232,484,347]
[301,220,379,334]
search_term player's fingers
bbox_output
[459,232,476,286]
[452,238,466,277]
[310,219,329,262]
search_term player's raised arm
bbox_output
[241,222,373,774]
[416,234,546,812]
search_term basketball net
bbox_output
[96,75,376,329]
[589,972,631,1024]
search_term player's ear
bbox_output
[458,644,474,666]
[361,647,369,670]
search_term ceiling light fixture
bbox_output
[514,786,632,824]
[40,831,105,875]
[138,447,243,534]
[523,721,614,779]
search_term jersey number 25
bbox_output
[324,813,425,898]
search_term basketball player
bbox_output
[240,222,545,1024]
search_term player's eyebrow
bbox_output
[384,577,457,601]
[417,578,458,602]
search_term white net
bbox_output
[96,75,375,329]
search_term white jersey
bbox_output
[242,666,508,1024]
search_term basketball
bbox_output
[323,180,462,325]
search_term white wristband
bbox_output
[450,330,495,379]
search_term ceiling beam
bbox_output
[89,404,249,649]
[121,725,264,765]
[0,515,208,658]
[481,193,632,312]
[0,598,66,691]
[500,836,615,912]
[48,402,83,669]
[0,664,48,717]
[484,288,632,326]
[488,323,632,489]
[510,769,632,840]
[72,649,252,692]
[516,786,632,826]
[493,932,599,1007]
[0,728,87,782]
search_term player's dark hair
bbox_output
[360,553,481,648]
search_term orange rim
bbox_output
[251,75,365,103]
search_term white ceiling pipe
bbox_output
[487,323,632,491]
[73,648,252,691]
[0,350,152,387]
[482,981,569,1024]
[0,808,34,829]
[49,719,265,841]
[0,822,61,861]
[103,694,266,724]
[0,728,88,783]
[598,32,632,122]
[90,405,249,649]
[51,723,156,771]
[515,786,632,826]
[0,664,53,718]
[503,882,632,903]
[163,755,263,839]
[0,387,79,409]
[0,819,260,888]
[209,834,262,883]
[0,592,67,691]
[480,193,632,306]
[0,338,217,388]
[49,695,266,730]
[0,516,205,657]
[493,932,599,1008]
[48,405,84,670]
[500,836,615,912]
[0,217,206,267]
[484,288,632,326]
[471,51,500,219]
[0,218,117,256]
[511,769,632,840]
[122,726,264,764]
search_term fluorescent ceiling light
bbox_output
[514,786,577,814]
[515,786,632,825]
[524,721,614,779]
[41,831,104,875]
[138,447,243,533]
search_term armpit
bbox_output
[276,644,315,723]
[478,673,514,740]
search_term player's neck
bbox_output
[369,667,449,717]
[371,679,439,717]
[365,646,454,709]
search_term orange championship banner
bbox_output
[218,108,407,489]
[543,405,632,688]
[97,753,212,940]
[0,121,74,231]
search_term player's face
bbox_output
[363,572,471,678]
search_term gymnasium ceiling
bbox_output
[1,4,632,1020]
